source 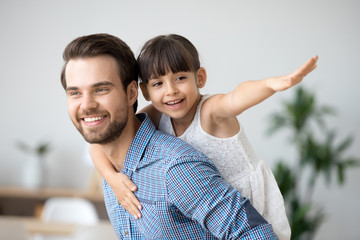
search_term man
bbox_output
[61,33,278,239]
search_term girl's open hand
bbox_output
[270,55,318,92]
[111,173,142,219]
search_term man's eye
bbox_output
[95,88,107,93]
[69,91,80,96]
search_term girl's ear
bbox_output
[127,80,139,106]
[196,67,207,88]
[140,82,151,101]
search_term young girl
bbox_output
[90,34,318,240]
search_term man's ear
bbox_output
[140,82,151,101]
[127,80,138,106]
[196,67,207,88]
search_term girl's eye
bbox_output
[176,76,186,81]
[152,82,162,87]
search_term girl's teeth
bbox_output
[167,100,181,105]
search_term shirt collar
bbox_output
[123,113,156,171]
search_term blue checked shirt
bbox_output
[103,113,278,239]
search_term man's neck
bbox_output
[101,114,141,172]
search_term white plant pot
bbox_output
[22,155,43,189]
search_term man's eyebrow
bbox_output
[66,81,115,92]
[92,81,115,88]
[66,86,78,92]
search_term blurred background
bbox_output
[0,0,359,239]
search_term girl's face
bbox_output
[141,68,206,121]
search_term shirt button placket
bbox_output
[122,213,131,239]
[122,164,133,238]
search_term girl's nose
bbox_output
[165,82,179,95]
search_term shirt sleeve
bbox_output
[166,155,279,240]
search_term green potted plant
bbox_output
[268,86,359,240]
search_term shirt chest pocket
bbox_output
[136,199,163,239]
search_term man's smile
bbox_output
[81,115,107,127]
[83,116,106,122]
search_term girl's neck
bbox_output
[171,94,202,136]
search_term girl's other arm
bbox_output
[138,103,162,128]
[210,55,318,119]
[89,144,142,219]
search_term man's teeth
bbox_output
[84,116,104,122]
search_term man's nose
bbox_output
[81,94,98,110]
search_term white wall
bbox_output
[1,0,359,239]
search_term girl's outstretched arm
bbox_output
[89,144,142,219]
[209,55,318,119]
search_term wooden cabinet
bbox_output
[0,187,108,220]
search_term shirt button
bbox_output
[124,230,129,236]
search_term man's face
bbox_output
[65,55,130,144]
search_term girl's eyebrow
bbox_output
[148,76,161,81]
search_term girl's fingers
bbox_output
[294,56,318,77]
[124,179,138,192]
[119,173,138,191]
[117,173,142,218]
[119,199,142,219]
